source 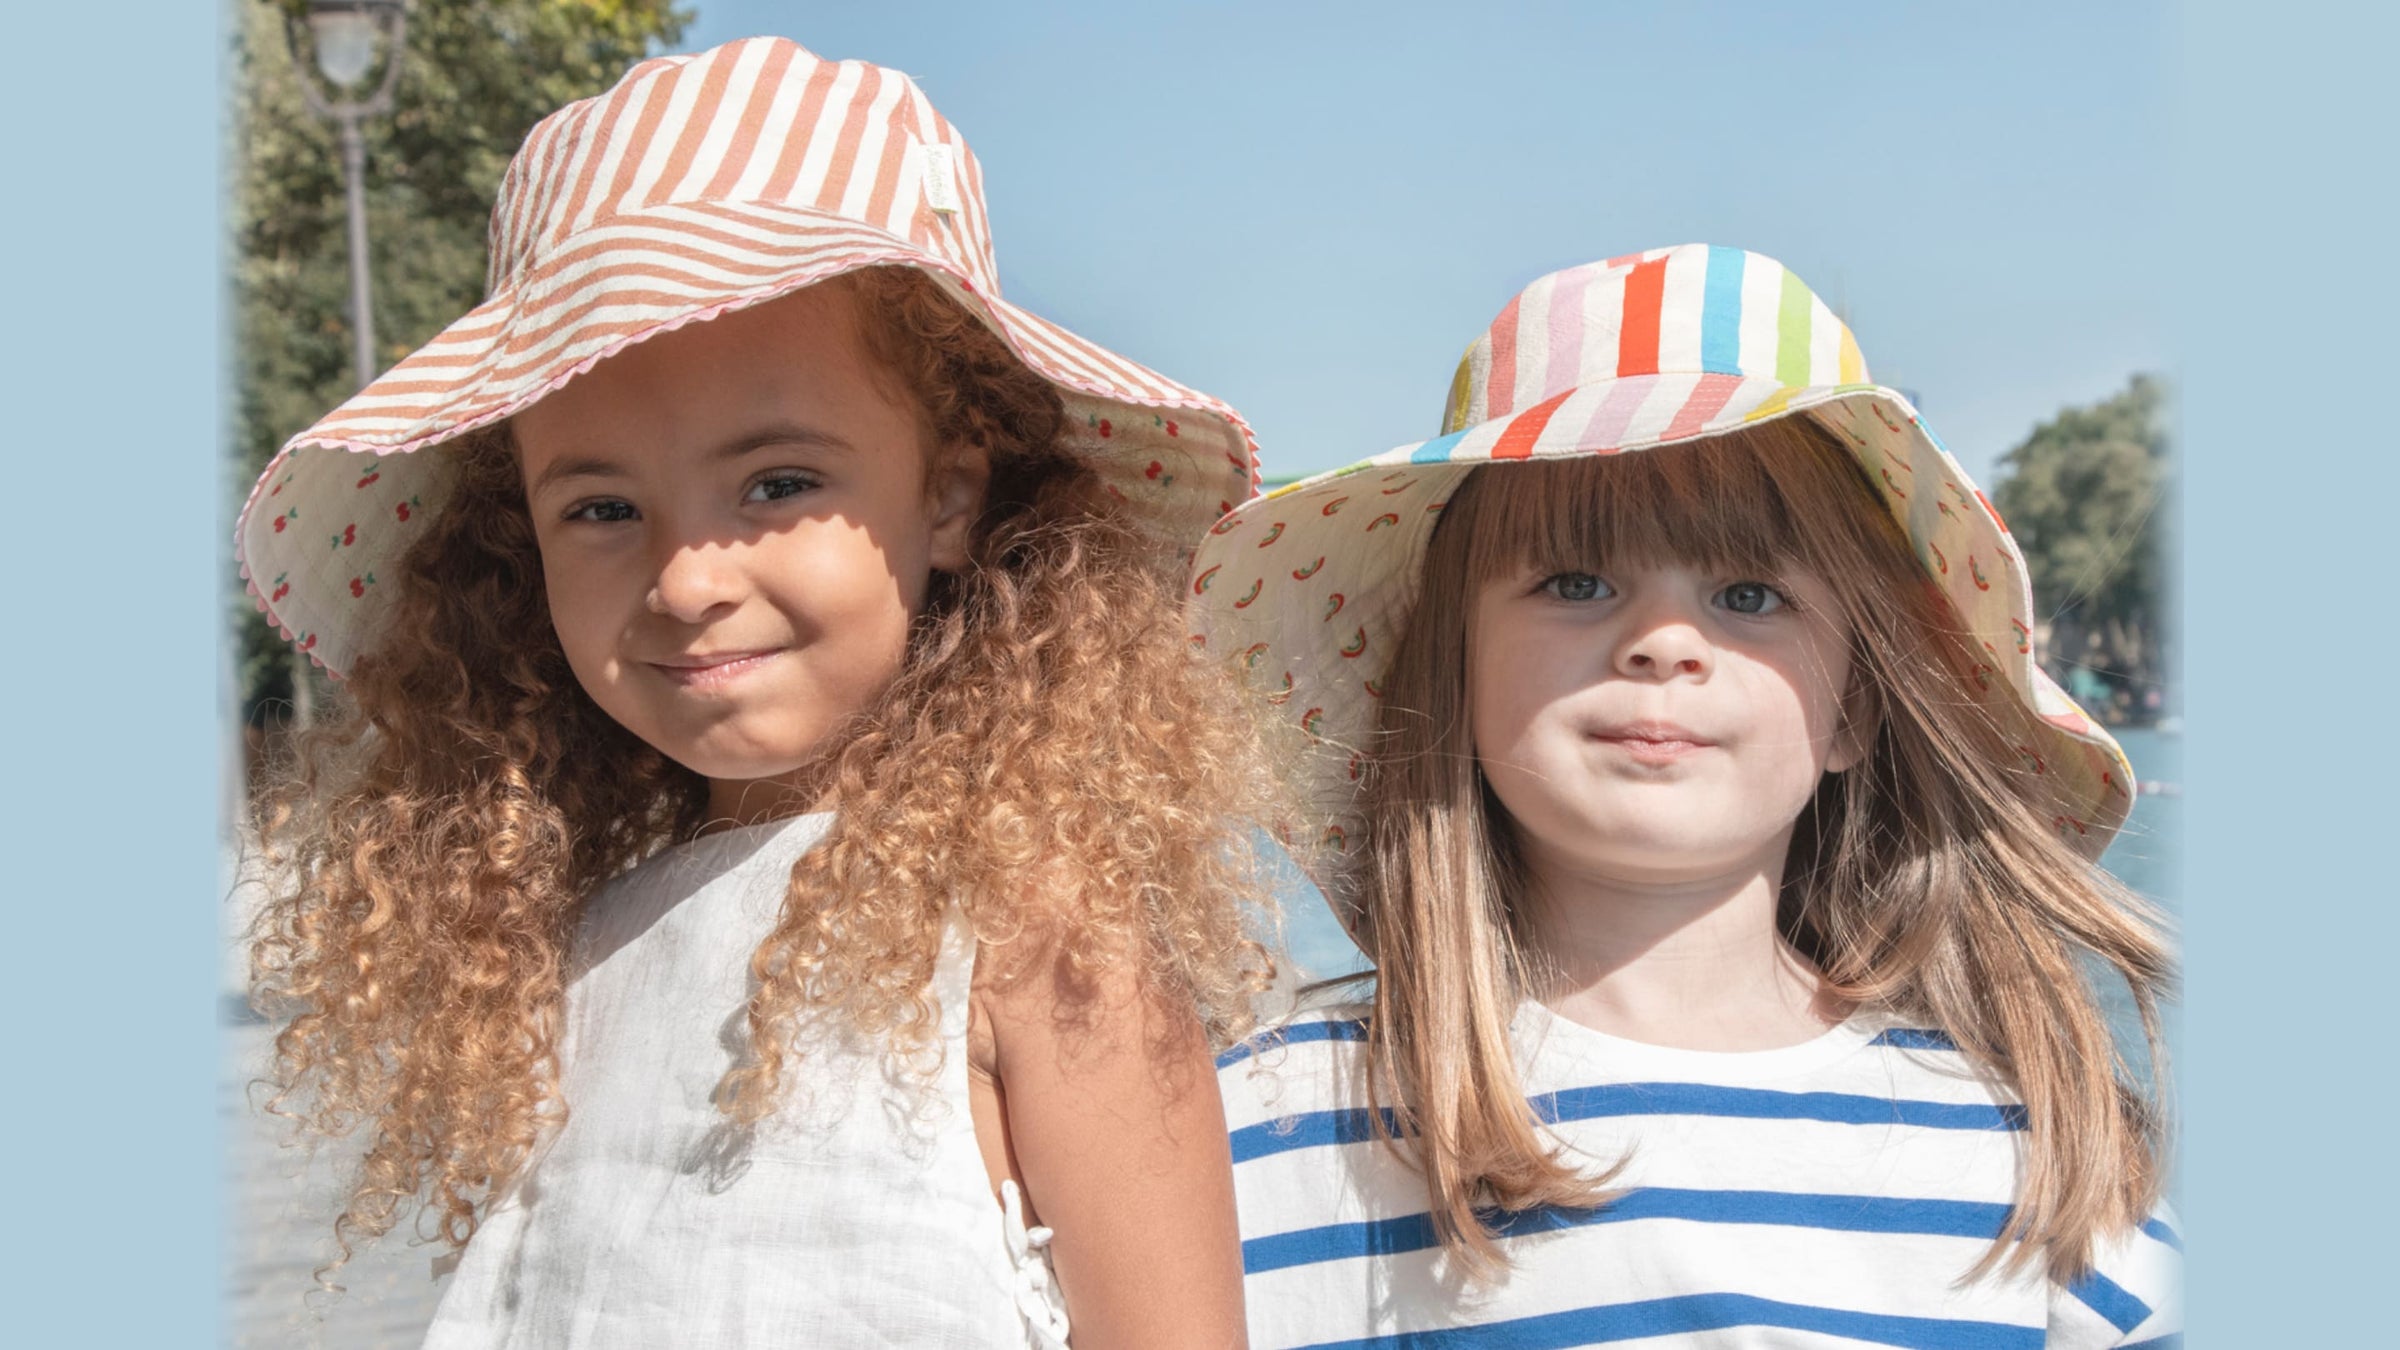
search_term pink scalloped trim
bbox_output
[234,557,340,678]
[234,237,1265,675]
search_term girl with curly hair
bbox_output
[240,38,1275,1349]
[1198,247,2180,1347]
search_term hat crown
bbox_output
[486,37,999,299]
[1441,244,1871,434]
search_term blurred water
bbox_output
[2090,727,2182,1096]
[2095,727,2181,917]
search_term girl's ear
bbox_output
[1825,668,1882,775]
[926,440,992,573]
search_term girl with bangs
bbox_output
[1197,246,2179,1347]
[240,40,1276,1349]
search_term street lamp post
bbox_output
[280,0,406,727]
[284,0,408,391]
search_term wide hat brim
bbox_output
[238,199,1258,678]
[1189,372,2135,932]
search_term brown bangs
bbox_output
[1454,415,1901,597]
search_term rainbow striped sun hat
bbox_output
[238,36,1259,679]
[1190,244,2133,880]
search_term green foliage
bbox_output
[1989,374,2172,721]
[231,0,689,722]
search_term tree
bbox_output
[230,0,691,725]
[1988,374,2172,723]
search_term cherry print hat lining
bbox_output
[1188,245,2133,911]
[238,36,1259,679]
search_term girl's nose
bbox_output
[1613,604,1712,681]
[647,542,745,623]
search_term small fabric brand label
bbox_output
[921,142,962,215]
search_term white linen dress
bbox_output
[422,812,1068,1348]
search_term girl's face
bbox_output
[1470,558,1863,889]
[514,282,984,809]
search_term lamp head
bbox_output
[305,0,403,91]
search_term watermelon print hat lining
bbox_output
[238,36,1259,679]
[1189,244,2134,902]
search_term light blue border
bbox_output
[0,1,223,1341]
[2178,0,2396,1339]
[5,2,2378,1341]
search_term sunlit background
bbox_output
[676,1,2167,488]
[225,6,2174,1346]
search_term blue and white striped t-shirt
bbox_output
[1218,1002,2180,1349]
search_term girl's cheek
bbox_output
[1470,683,1542,778]
[543,569,635,693]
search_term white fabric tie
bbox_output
[999,1180,1071,1349]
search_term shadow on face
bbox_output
[510,281,989,810]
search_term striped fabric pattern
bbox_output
[1220,1006,2183,1349]
[1444,246,1867,435]
[239,36,1259,678]
[1187,246,2134,888]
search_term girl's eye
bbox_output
[1717,581,1789,615]
[566,499,638,524]
[1541,572,1612,603]
[745,473,819,504]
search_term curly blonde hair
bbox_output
[251,266,1278,1265]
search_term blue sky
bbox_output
[676,3,2166,485]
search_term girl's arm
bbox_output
[972,935,1248,1350]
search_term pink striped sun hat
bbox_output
[239,36,1259,679]
[1190,244,2133,875]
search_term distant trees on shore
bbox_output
[1990,374,2172,726]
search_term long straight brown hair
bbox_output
[1350,415,2174,1282]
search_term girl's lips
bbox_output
[649,649,783,689]
[1596,736,1708,765]
[1588,722,1715,765]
